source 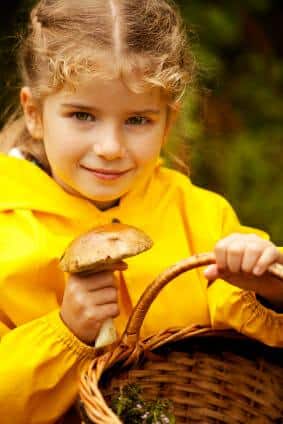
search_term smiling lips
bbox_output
[81,166,132,180]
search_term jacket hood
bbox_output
[0,153,99,220]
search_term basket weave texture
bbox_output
[79,253,283,424]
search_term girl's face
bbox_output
[21,78,174,210]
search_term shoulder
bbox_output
[157,167,269,239]
[157,165,233,212]
[155,165,241,240]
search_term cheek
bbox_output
[130,129,164,163]
[44,121,83,162]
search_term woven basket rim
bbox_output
[79,325,283,423]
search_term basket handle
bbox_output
[121,252,283,345]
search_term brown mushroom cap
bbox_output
[60,223,153,274]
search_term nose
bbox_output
[92,124,126,160]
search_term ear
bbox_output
[20,87,44,140]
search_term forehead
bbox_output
[50,77,165,112]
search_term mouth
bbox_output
[81,166,132,180]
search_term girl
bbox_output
[0,1,283,423]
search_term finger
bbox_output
[241,243,262,273]
[72,272,118,290]
[214,233,240,270]
[226,241,245,272]
[92,303,120,321]
[90,287,118,305]
[214,240,228,270]
[253,246,280,276]
[88,274,119,291]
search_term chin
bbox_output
[86,182,134,200]
[80,187,126,203]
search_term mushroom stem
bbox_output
[95,318,117,348]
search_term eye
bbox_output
[126,116,150,126]
[73,112,94,122]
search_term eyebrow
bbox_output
[61,103,161,114]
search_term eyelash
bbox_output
[71,112,151,126]
[72,112,94,122]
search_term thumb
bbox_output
[203,264,219,280]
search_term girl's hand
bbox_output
[60,262,127,344]
[204,233,283,308]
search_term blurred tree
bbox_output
[170,0,283,243]
[0,1,34,119]
[0,1,282,242]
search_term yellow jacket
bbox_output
[0,153,282,424]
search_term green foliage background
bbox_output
[1,1,282,242]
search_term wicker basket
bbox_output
[79,253,283,424]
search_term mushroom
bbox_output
[60,223,153,348]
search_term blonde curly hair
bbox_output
[0,0,195,172]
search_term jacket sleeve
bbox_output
[0,211,95,424]
[207,197,283,347]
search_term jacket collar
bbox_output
[0,153,164,224]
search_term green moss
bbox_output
[110,383,176,424]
